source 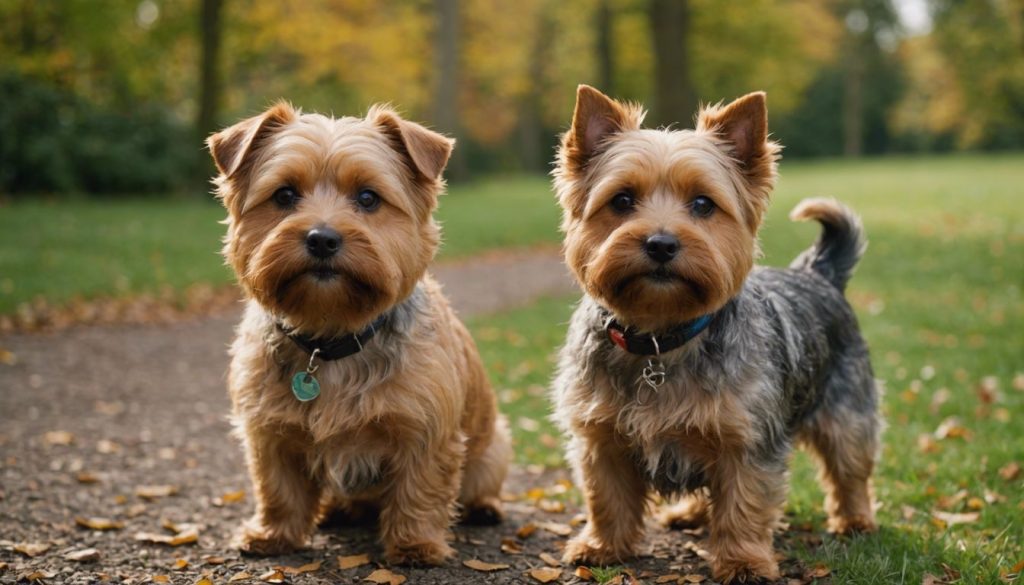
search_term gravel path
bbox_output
[0,250,818,584]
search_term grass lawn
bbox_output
[464,154,1023,583]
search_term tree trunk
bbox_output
[595,0,614,93]
[519,1,555,172]
[433,0,467,180]
[197,0,223,143]
[648,0,696,128]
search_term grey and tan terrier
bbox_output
[551,86,880,583]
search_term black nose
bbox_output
[644,233,680,264]
[305,227,342,259]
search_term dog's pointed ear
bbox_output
[563,85,640,173]
[207,101,296,179]
[697,92,780,227]
[696,92,774,174]
[370,106,454,181]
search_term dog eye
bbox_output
[690,195,716,218]
[355,188,382,212]
[272,187,300,209]
[610,191,636,214]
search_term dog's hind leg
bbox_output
[800,372,880,534]
[459,415,511,525]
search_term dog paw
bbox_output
[385,540,454,566]
[561,536,631,566]
[711,558,781,584]
[460,497,504,526]
[233,522,305,556]
[827,514,877,535]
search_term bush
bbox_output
[0,71,200,195]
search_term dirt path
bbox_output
[0,250,816,584]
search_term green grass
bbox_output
[0,175,559,314]
[464,153,1024,584]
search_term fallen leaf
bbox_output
[134,528,199,546]
[967,497,985,510]
[259,569,285,583]
[537,521,573,536]
[173,559,189,570]
[931,510,980,527]
[96,439,121,454]
[196,579,214,585]
[917,434,940,454]
[998,462,1021,481]
[13,542,50,557]
[75,516,124,530]
[569,514,587,527]
[537,499,566,513]
[921,574,944,585]
[152,576,170,583]
[681,575,705,583]
[463,559,510,572]
[64,548,101,562]
[17,570,56,582]
[539,552,561,567]
[806,565,831,579]
[364,568,406,585]
[42,430,74,446]
[213,489,246,506]
[278,561,321,574]
[936,489,968,510]
[203,555,226,565]
[656,574,681,583]
[500,539,523,554]
[75,471,100,484]
[1013,373,1024,391]
[901,505,918,520]
[229,572,252,582]
[574,566,594,581]
[529,566,562,583]
[338,553,371,569]
[934,417,972,440]
[136,485,179,499]
[516,523,538,539]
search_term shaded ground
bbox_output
[0,250,822,584]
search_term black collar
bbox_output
[278,313,388,361]
[604,311,714,356]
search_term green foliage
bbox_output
[0,70,199,194]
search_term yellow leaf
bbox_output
[196,579,215,585]
[229,572,252,582]
[278,561,321,574]
[537,499,565,513]
[213,489,246,506]
[43,431,74,446]
[516,523,538,539]
[500,539,523,554]
[259,569,285,583]
[173,559,189,570]
[75,516,124,531]
[152,576,171,583]
[537,521,573,536]
[539,552,561,567]
[136,485,179,499]
[338,553,371,569]
[682,575,706,583]
[574,566,594,581]
[529,567,563,583]
[14,542,50,557]
[364,568,406,585]
[463,559,510,572]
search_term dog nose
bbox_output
[644,233,680,264]
[305,227,342,259]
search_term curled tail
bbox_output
[788,198,866,291]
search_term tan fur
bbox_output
[553,86,794,582]
[208,104,508,564]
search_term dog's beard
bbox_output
[586,235,732,330]
[244,228,398,334]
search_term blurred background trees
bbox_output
[0,0,1021,194]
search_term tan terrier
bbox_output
[207,102,510,565]
[551,86,879,583]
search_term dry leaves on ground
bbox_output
[529,566,563,583]
[13,542,50,557]
[75,516,124,530]
[536,521,573,536]
[135,484,179,499]
[998,462,1020,481]
[276,561,321,575]
[64,548,101,562]
[931,510,980,528]
[364,568,407,585]
[463,559,510,572]
[338,553,372,569]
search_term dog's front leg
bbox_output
[379,436,464,565]
[707,454,786,583]
[563,427,647,565]
[235,425,321,555]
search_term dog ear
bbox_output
[207,101,296,179]
[696,92,776,178]
[697,92,779,226]
[563,85,640,173]
[370,106,454,181]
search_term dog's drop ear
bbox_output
[207,102,296,179]
[563,85,640,173]
[370,107,454,181]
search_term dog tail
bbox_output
[788,198,866,292]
